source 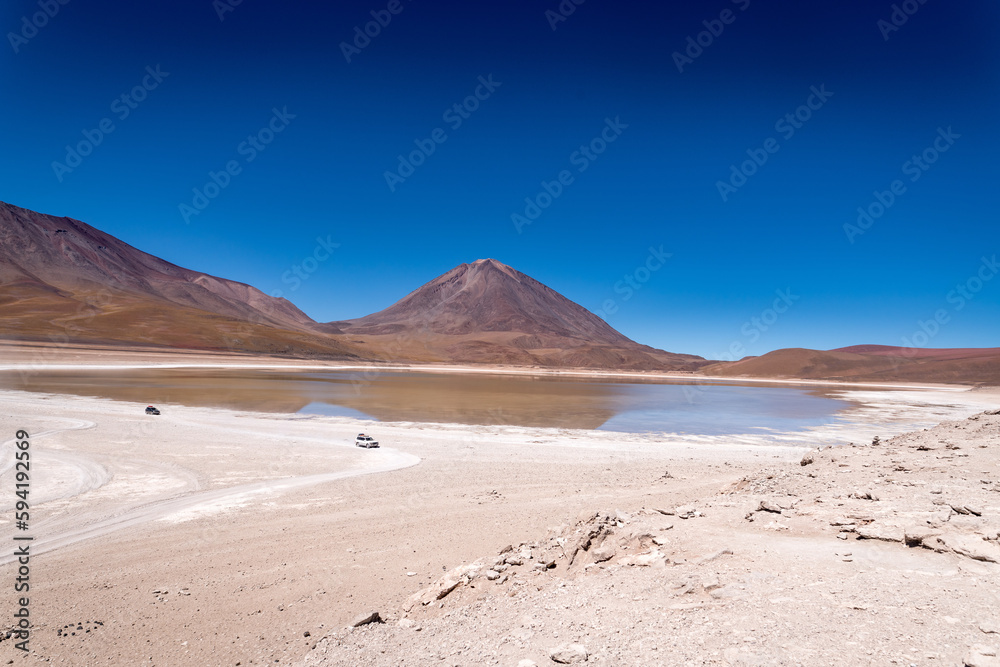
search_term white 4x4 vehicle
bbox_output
[355,433,379,449]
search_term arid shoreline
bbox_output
[1,344,998,666]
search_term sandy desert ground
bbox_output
[0,347,998,666]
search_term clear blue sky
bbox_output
[1,0,997,359]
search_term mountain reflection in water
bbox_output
[2,369,851,434]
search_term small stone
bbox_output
[856,524,904,543]
[435,579,461,599]
[675,505,699,519]
[757,500,782,514]
[800,453,815,466]
[591,545,616,563]
[550,643,589,664]
[485,570,500,581]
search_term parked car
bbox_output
[145,406,160,415]
[355,433,379,448]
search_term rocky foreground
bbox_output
[300,410,1000,667]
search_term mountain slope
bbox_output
[333,259,708,371]
[0,201,360,358]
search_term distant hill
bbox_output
[702,346,1000,385]
[331,259,709,371]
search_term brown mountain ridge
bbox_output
[702,345,1000,385]
[0,201,705,370]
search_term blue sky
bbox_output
[1,0,998,359]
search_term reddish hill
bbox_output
[332,259,708,371]
[833,345,1000,361]
[703,346,1000,385]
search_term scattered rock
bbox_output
[856,524,904,543]
[702,576,722,592]
[800,453,815,466]
[757,500,782,514]
[944,535,1000,563]
[435,579,461,600]
[590,545,616,563]
[904,527,941,548]
[550,643,589,664]
[485,570,501,581]
[350,611,381,628]
[675,505,700,519]
[964,645,1000,667]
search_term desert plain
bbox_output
[0,344,999,667]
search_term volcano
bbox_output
[332,259,708,370]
